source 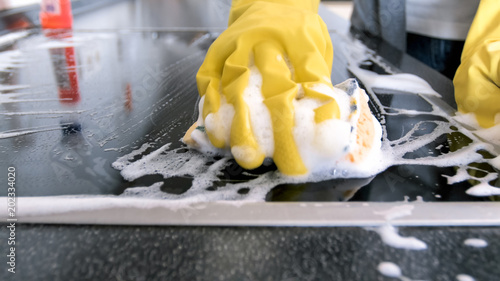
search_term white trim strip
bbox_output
[1,197,499,226]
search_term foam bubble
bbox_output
[204,96,234,147]
[463,238,488,248]
[456,274,475,281]
[466,183,500,196]
[373,224,427,250]
[377,262,402,278]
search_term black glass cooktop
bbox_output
[0,0,497,203]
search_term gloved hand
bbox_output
[454,0,500,128]
[184,0,364,175]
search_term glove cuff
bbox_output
[228,0,320,26]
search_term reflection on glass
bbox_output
[44,30,81,104]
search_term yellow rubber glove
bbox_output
[454,0,500,128]
[186,0,345,175]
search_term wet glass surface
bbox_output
[0,28,212,196]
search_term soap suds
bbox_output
[348,65,440,97]
[374,224,427,250]
[466,183,500,196]
[186,63,383,177]
[377,262,402,278]
[112,143,153,170]
[456,274,475,281]
[242,65,274,157]
[454,112,500,146]
[374,205,414,220]
[463,238,488,248]
[377,262,421,281]
[120,182,165,198]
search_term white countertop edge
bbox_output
[1,197,499,226]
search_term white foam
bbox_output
[377,262,402,278]
[292,81,362,173]
[117,147,286,202]
[115,143,378,202]
[374,205,414,220]
[454,112,500,146]
[456,274,475,281]
[203,95,234,149]
[242,65,274,157]
[466,183,500,196]
[463,238,488,248]
[311,83,351,120]
[112,143,153,171]
[0,110,85,116]
[0,30,29,46]
[348,65,440,97]
[186,63,384,177]
[293,80,385,176]
[453,112,481,128]
[190,95,229,156]
[374,224,427,250]
[474,125,500,146]
[120,182,165,198]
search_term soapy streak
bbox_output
[0,31,29,46]
[350,65,441,97]
[0,124,73,139]
[377,262,421,281]
[456,274,476,281]
[444,165,497,185]
[114,143,279,202]
[0,92,70,104]
[374,224,427,250]
[378,262,402,278]
[463,238,488,248]
[0,98,65,104]
[371,204,428,251]
[0,84,29,92]
[0,110,86,116]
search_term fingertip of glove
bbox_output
[231,145,265,170]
